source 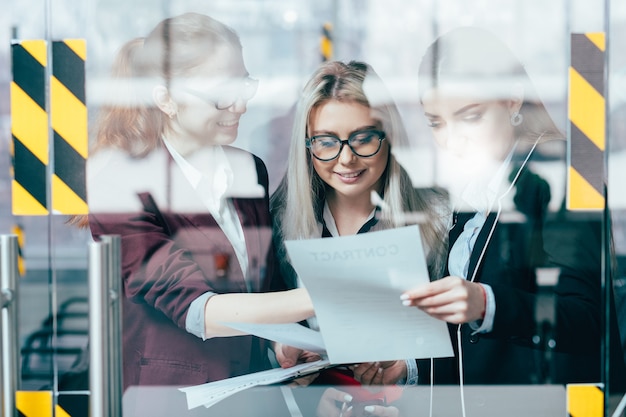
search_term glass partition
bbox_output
[3,0,625,415]
[609,0,626,415]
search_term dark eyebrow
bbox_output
[453,103,481,116]
[424,104,482,119]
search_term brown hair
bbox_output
[93,13,242,157]
[71,13,241,228]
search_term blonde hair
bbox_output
[271,61,449,279]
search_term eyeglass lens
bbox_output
[214,78,259,110]
[180,77,258,110]
[308,130,385,161]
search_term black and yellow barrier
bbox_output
[566,383,603,417]
[11,223,25,276]
[567,32,605,211]
[51,40,88,215]
[16,391,87,417]
[320,22,333,62]
[11,40,48,215]
[11,39,88,216]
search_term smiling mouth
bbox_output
[218,120,239,127]
[335,170,364,178]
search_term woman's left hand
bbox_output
[315,388,400,417]
[274,343,322,386]
[401,276,486,324]
[350,360,407,385]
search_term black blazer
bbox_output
[418,150,607,385]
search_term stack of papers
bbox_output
[179,359,330,409]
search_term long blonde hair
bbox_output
[271,61,449,279]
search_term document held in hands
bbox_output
[284,224,453,364]
[180,226,453,410]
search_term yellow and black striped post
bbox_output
[566,383,603,417]
[16,391,84,417]
[320,22,333,62]
[11,223,25,276]
[567,32,605,211]
[11,40,49,215]
[11,39,88,216]
[51,39,88,215]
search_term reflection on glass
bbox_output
[75,13,314,397]
[405,26,605,386]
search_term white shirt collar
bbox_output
[322,200,377,237]
[162,138,233,212]
[458,140,519,213]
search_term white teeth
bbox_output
[219,120,238,127]
[338,171,361,178]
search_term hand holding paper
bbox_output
[180,226,453,411]
[401,275,487,324]
[284,225,453,364]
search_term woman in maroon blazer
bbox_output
[85,13,313,389]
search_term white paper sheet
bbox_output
[179,359,330,409]
[220,322,327,354]
[285,225,453,364]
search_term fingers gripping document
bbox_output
[283,224,453,363]
[179,225,452,409]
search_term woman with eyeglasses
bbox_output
[270,60,450,389]
[81,13,315,390]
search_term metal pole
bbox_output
[88,239,110,417]
[1,235,19,417]
[89,235,123,417]
[101,235,123,417]
[603,2,612,416]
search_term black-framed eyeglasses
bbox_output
[305,129,386,161]
[178,77,259,110]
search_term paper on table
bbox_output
[179,359,330,409]
[285,225,453,364]
[221,322,327,354]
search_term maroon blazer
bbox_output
[87,146,285,389]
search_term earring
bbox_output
[510,111,523,127]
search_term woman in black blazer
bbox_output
[402,26,615,385]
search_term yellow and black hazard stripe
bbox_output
[57,393,89,417]
[321,22,333,62]
[567,32,605,211]
[10,39,88,215]
[567,383,603,417]
[11,40,49,215]
[51,40,88,215]
[11,223,25,276]
[16,391,87,417]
